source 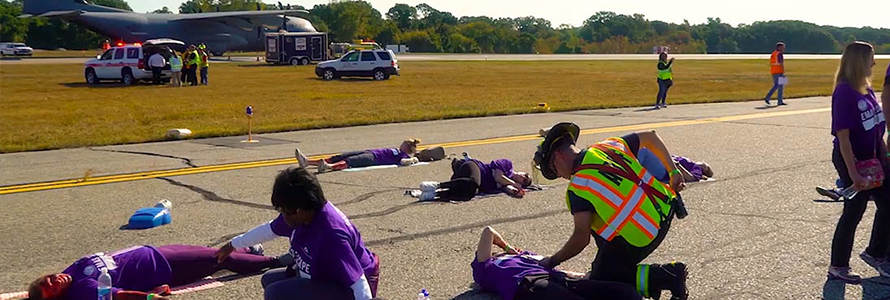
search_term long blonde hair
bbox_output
[835,41,874,94]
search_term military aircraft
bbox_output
[21,0,317,55]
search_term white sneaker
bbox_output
[318,160,331,173]
[420,181,440,192]
[419,190,436,201]
[294,148,309,168]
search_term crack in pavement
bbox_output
[156,177,274,210]
[335,188,404,206]
[90,148,198,167]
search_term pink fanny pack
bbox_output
[856,158,885,189]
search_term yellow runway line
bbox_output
[0,107,830,195]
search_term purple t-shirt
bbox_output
[474,159,515,194]
[471,251,552,300]
[62,246,172,300]
[672,156,703,181]
[831,83,885,160]
[270,202,376,287]
[368,148,409,165]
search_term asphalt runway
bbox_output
[1,97,889,299]
[4,54,890,65]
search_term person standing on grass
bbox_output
[147,51,165,85]
[827,41,890,284]
[198,44,209,85]
[186,45,200,86]
[765,42,787,106]
[169,51,182,87]
[179,50,188,84]
[655,52,674,109]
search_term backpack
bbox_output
[416,146,446,162]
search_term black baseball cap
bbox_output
[533,122,580,180]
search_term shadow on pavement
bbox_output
[451,287,496,300]
[822,277,890,300]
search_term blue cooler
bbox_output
[128,207,171,229]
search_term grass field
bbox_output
[1,59,886,152]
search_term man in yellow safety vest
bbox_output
[186,45,200,86]
[534,122,689,300]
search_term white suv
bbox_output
[0,43,33,56]
[315,49,399,81]
[83,39,184,85]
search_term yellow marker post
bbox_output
[241,106,260,143]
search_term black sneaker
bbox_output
[661,262,688,300]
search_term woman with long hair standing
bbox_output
[828,41,890,283]
[655,52,674,109]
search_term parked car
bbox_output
[83,39,184,85]
[0,43,33,56]
[315,49,399,81]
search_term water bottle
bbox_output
[98,269,113,300]
[154,199,172,211]
[416,288,429,300]
[462,152,471,161]
[840,186,859,200]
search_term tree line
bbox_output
[2,0,888,54]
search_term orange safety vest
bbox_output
[770,50,784,74]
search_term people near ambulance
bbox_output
[147,51,166,85]
[169,50,182,87]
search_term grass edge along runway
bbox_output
[1,59,886,153]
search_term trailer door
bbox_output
[265,35,279,62]
[311,36,323,61]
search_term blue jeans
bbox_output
[765,74,784,103]
[200,67,208,85]
[656,79,672,106]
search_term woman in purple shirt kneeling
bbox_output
[417,157,532,201]
[295,138,421,173]
[25,244,278,300]
[216,167,380,300]
[826,41,890,283]
[472,226,640,300]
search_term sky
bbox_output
[129,0,890,28]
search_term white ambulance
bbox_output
[83,39,184,85]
